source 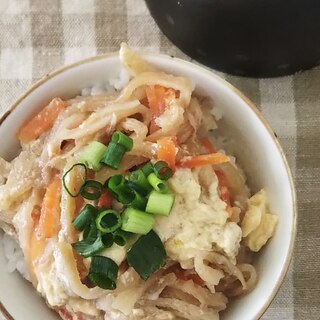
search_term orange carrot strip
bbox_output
[199,137,217,153]
[38,176,62,239]
[17,97,67,143]
[177,153,230,168]
[98,190,113,209]
[157,136,178,171]
[146,85,175,134]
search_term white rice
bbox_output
[1,231,30,280]
[211,106,223,121]
[81,67,130,97]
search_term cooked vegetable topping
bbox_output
[121,208,155,235]
[80,141,108,171]
[17,97,67,143]
[127,230,167,280]
[147,172,168,193]
[177,153,230,168]
[157,136,177,171]
[63,143,176,289]
[88,256,118,290]
[96,209,122,234]
[146,191,175,216]
[62,163,87,197]
[39,176,62,239]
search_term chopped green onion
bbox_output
[111,131,133,151]
[72,204,97,231]
[129,169,152,193]
[125,190,147,210]
[101,233,114,248]
[88,256,118,290]
[96,209,122,234]
[121,208,155,235]
[80,141,108,171]
[113,229,132,246]
[146,191,175,216]
[73,236,104,257]
[101,142,126,169]
[80,180,103,200]
[106,175,127,197]
[83,222,93,240]
[106,175,145,207]
[126,181,148,197]
[127,230,167,280]
[72,222,104,257]
[147,173,168,193]
[141,161,154,176]
[106,175,133,203]
[154,161,173,180]
[63,163,87,197]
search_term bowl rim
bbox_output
[0,52,297,320]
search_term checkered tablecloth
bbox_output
[0,0,319,319]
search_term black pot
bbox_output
[145,0,320,78]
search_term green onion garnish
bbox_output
[72,204,97,231]
[72,222,105,257]
[101,233,114,248]
[125,190,147,210]
[80,141,108,171]
[146,191,175,216]
[129,169,152,194]
[127,230,167,280]
[106,174,133,203]
[154,161,173,180]
[80,180,103,200]
[113,229,132,246]
[111,131,133,151]
[121,208,155,235]
[101,142,126,170]
[88,256,118,290]
[141,161,154,176]
[63,163,87,197]
[72,236,105,257]
[106,175,127,197]
[96,209,122,234]
[126,181,148,197]
[147,173,168,193]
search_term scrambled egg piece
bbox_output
[154,168,242,263]
[241,189,278,252]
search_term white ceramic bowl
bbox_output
[0,53,296,320]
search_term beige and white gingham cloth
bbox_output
[0,0,318,319]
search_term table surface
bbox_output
[0,1,319,320]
